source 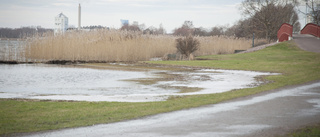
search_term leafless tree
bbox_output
[241,0,300,41]
[225,19,254,38]
[0,26,52,38]
[173,21,194,36]
[193,27,210,36]
[120,24,140,31]
[143,24,166,35]
[297,0,320,25]
[158,23,166,35]
[210,26,225,36]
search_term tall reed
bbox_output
[195,36,268,55]
[21,30,266,62]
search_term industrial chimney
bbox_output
[78,3,81,30]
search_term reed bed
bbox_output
[195,36,267,55]
[25,30,176,62]
[2,30,267,62]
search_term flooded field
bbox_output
[0,64,279,102]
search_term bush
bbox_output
[176,35,200,60]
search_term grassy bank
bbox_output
[149,41,320,86]
[1,41,320,135]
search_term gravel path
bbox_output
[237,42,278,54]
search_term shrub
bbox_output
[175,35,200,60]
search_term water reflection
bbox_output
[0,64,279,102]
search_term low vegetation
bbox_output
[1,41,319,136]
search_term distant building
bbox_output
[120,19,129,27]
[133,21,138,26]
[54,13,68,35]
[78,4,81,30]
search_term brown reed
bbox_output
[19,30,267,62]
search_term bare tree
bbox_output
[210,26,224,36]
[175,35,200,60]
[143,24,166,35]
[173,21,194,36]
[241,0,299,41]
[120,24,140,31]
[0,27,53,38]
[158,23,166,35]
[225,19,254,38]
[193,27,210,36]
[297,0,320,25]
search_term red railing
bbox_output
[277,23,293,42]
[301,23,320,38]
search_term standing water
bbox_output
[0,64,279,102]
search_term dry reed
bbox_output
[2,30,267,62]
[195,36,268,55]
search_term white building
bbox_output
[54,13,68,35]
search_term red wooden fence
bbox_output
[277,23,293,42]
[301,23,320,38]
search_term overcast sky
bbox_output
[0,0,307,33]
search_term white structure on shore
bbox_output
[54,13,68,35]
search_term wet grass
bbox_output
[149,41,320,88]
[1,41,320,135]
[285,124,320,137]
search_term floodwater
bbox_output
[0,64,279,102]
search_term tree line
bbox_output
[121,0,309,42]
[0,26,53,38]
[172,0,303,42]
[2,0,317,41]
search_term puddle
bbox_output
[0,64,279,102]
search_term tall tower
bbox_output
[78,3,81,30]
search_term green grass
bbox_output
[285,124,320,137]
[1,41,320,135]
[149,41,320,87]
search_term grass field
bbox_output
[1,41,320,136]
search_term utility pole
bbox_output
[252,33,255,47]
[78,3,81,30]
[305,0,308,26]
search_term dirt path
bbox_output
[25,81,320,137]
[293,34,320,53]
[238,33,320,54]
